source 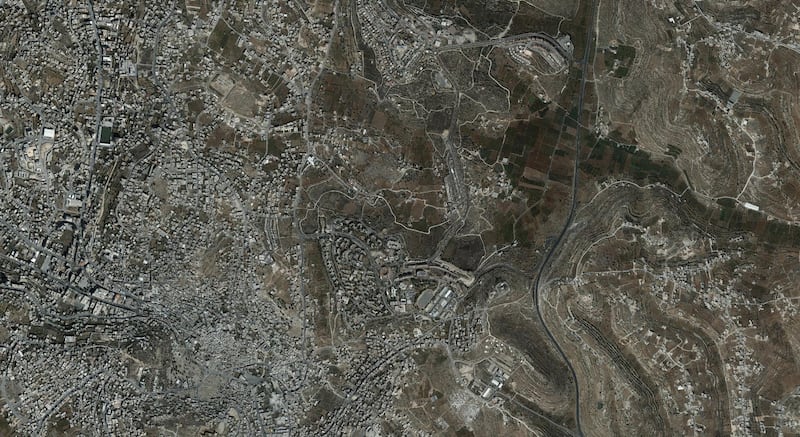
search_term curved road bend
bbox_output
[529,0,599,436]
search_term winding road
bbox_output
[529,0,599,436]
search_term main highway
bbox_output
[529,0,599,436]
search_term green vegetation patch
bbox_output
[581,134,686,191]
[99,125,112,143]
[602,44,636,78]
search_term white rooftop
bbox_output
[743,202,760,212]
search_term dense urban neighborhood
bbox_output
[2,0,800,435]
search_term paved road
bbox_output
[529,1,599,436]
[434,32,572,60]
[428,64,470,262]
